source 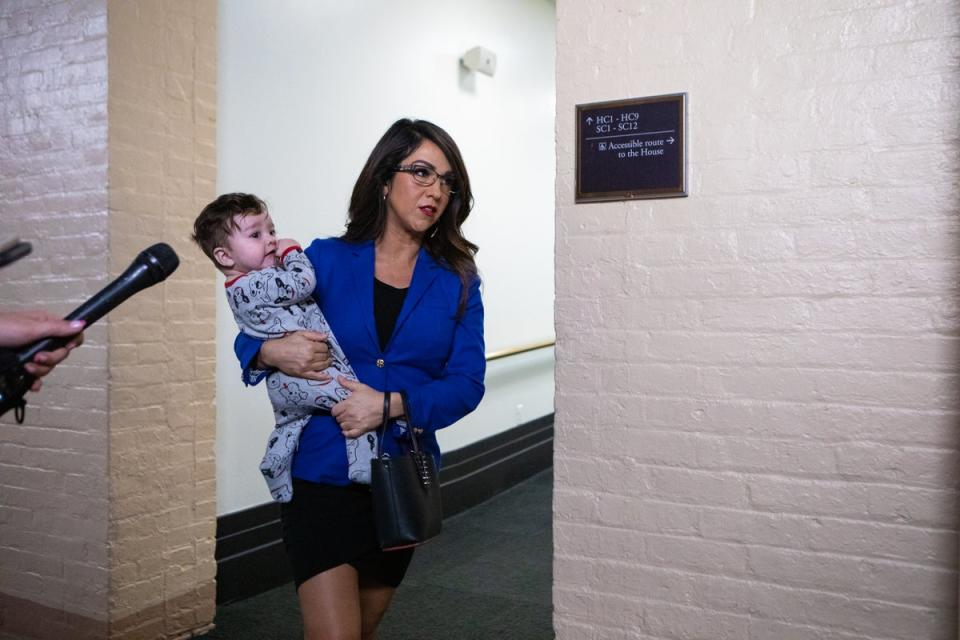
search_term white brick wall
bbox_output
[0,2,216,637]
[0,0,110,627]
[554,1,960,638]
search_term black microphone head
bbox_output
[136,243,179,283]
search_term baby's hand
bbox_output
[276,238,300,256]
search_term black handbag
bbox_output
[371,392,442,550]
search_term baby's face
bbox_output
[224,212,278,273]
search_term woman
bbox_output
[234,118,484,639]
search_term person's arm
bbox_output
[234,330,333,386]
[330,277,485,436]
[275,244,317,303]
[234,331,268,386]
[401,276,485,432]
[240,245,316,308]
[232,242,332,385]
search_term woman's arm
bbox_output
[402,276,485,432]
[330,277,485,437]
[234,330,333,385]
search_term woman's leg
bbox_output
[297,564,362,640]
[358,578,398,640]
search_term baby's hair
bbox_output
[192,192,267,264]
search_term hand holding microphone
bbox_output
[0,311,87,389]
[0,243,180,421]
[0,311,86,349]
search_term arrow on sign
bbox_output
[586,117,594,124]
[667,137,675,144]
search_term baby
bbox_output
[192,193,376,502]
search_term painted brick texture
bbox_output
[0,0,111,629]
[0,1,216,638]
[106,1,217,638]
[554,2,960,639]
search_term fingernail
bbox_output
[70,320,85,330]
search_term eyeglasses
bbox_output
[394,163,458,195]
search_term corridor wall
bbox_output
[554,1,960,638]
[0,2,217,638]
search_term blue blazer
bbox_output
[235,237,485,486]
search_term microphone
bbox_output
[0,243,180,421]
[17,243,180,363]
[0,238,32,269]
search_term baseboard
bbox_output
[214,501,288,605]
[214,415,554,604]
[438,414,554,517]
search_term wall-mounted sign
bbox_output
[576,93,687,203]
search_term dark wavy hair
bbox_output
[343,118,478,315]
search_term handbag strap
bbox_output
[375,392,390,459]
[399,391,433,488]
[399,391,423,455]
[375,391,424,459]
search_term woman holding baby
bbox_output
[234,118,485,640]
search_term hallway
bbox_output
[201,469,554,639]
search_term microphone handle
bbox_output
[0,241,32,269]
[17,262,151,365]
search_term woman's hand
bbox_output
[257,331,332,381]
[24,334,85,391]
[0,310,86,392]
[331,377,388,438]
